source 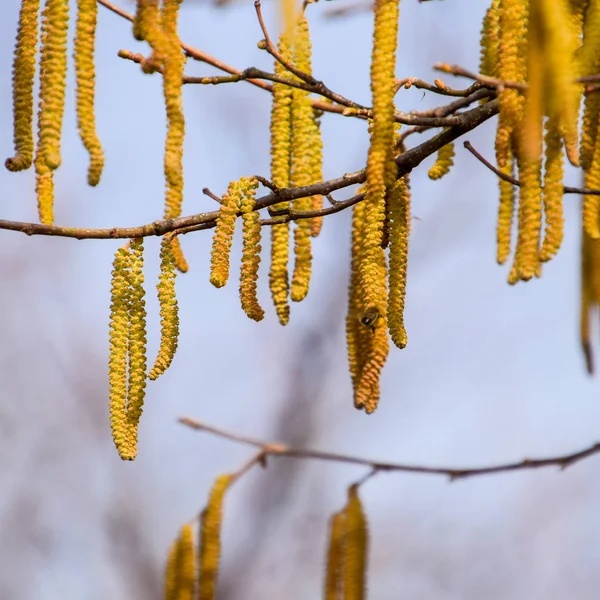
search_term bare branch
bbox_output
[179,417,600,482]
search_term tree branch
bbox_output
[179,417,600,482]
[0,100,500,240]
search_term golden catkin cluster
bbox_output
[7,0,105,223]
[323,485,369,600]
[268,14,324,321]
[6,0,40,173]
[162,475,234,600]
[480,0,581,282]
[108,239,148,461]
[210,178,258,289]
[149,235,180,380]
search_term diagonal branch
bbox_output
[179,416,600,482]
[0,99,500,240]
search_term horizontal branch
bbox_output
[0,99,500,240]
[179,417,600,481]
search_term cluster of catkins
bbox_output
[163,472,369,600]
[6,0,104,222]
[479,0,600,371]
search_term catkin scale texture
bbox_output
[361,0,399,320]
[269,34,294,325]
[6,0,40,173]
[75,0,104,186]
[343,485,368,600]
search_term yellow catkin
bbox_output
[578,0,600,170]
[108,245,134,460]
[210,181,241,288]
[74,0,104,186]
[269,34,294,325]
[174,524,196,600]
[347,201,369,393]
[538,0,579,166]
[354,247,389,414]
[290,16,316,303]
[583,130,600,240]
[34,0,69,224]
[198,474,234,600]
[5,0,40,172]
[495,0,528,168]
[387,177,410,349]
[125,238,148,458]
[539,118,565,262]
[512,151,543,281]
[239,181,264,322]
[149,236,180,380]
[496,150,516,265]
[581,229,595,374]
[324,511,346,600]
[361,0,399,319]
[164,541,178,600]
[343,485,368,600]
[309,107,324,238]
[479,0,500,78]
[427,141,455,180]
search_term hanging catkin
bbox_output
[34,0,69,224]
[361,0,400,322]
[387,176,410,349]
[74,0,104,186]
[479,0,500,78]
[210,181,242,289]
[290,15,317,302]
[427,141,455,180]
[269,34,294,325]
[239,181,265,322]
[198,475,233,600]
[539,118,565,262]
[343,485,368,600]
[5,0,40,173]
[125,238,148,456]
[324,511,346,600]
[107,239,147,461]
[581,228,596,374]
[108,244,134,460]
[149,236,180,380]
[495,0,528,169]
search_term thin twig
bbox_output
[463,141,600,196]
[179,417,600,481]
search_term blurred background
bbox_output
[2,0,600,598]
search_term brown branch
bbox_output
[434,62,527,91]
[0,100,500,240]
[179,417,600,481]
[463,141,600,196]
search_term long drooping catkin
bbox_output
[6,0,40,173]
[324,511,346,600]
[269,34,293,325]
[198,475,233,600]
[387,176,410,349]
[428,141,455,180]
[149,236,180,380]
[239,185,264,322]
[290,15,316,303]
[343,485,368,600]
[74,0,104,186]
[361,0,400,319]
[34,0,69,224]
